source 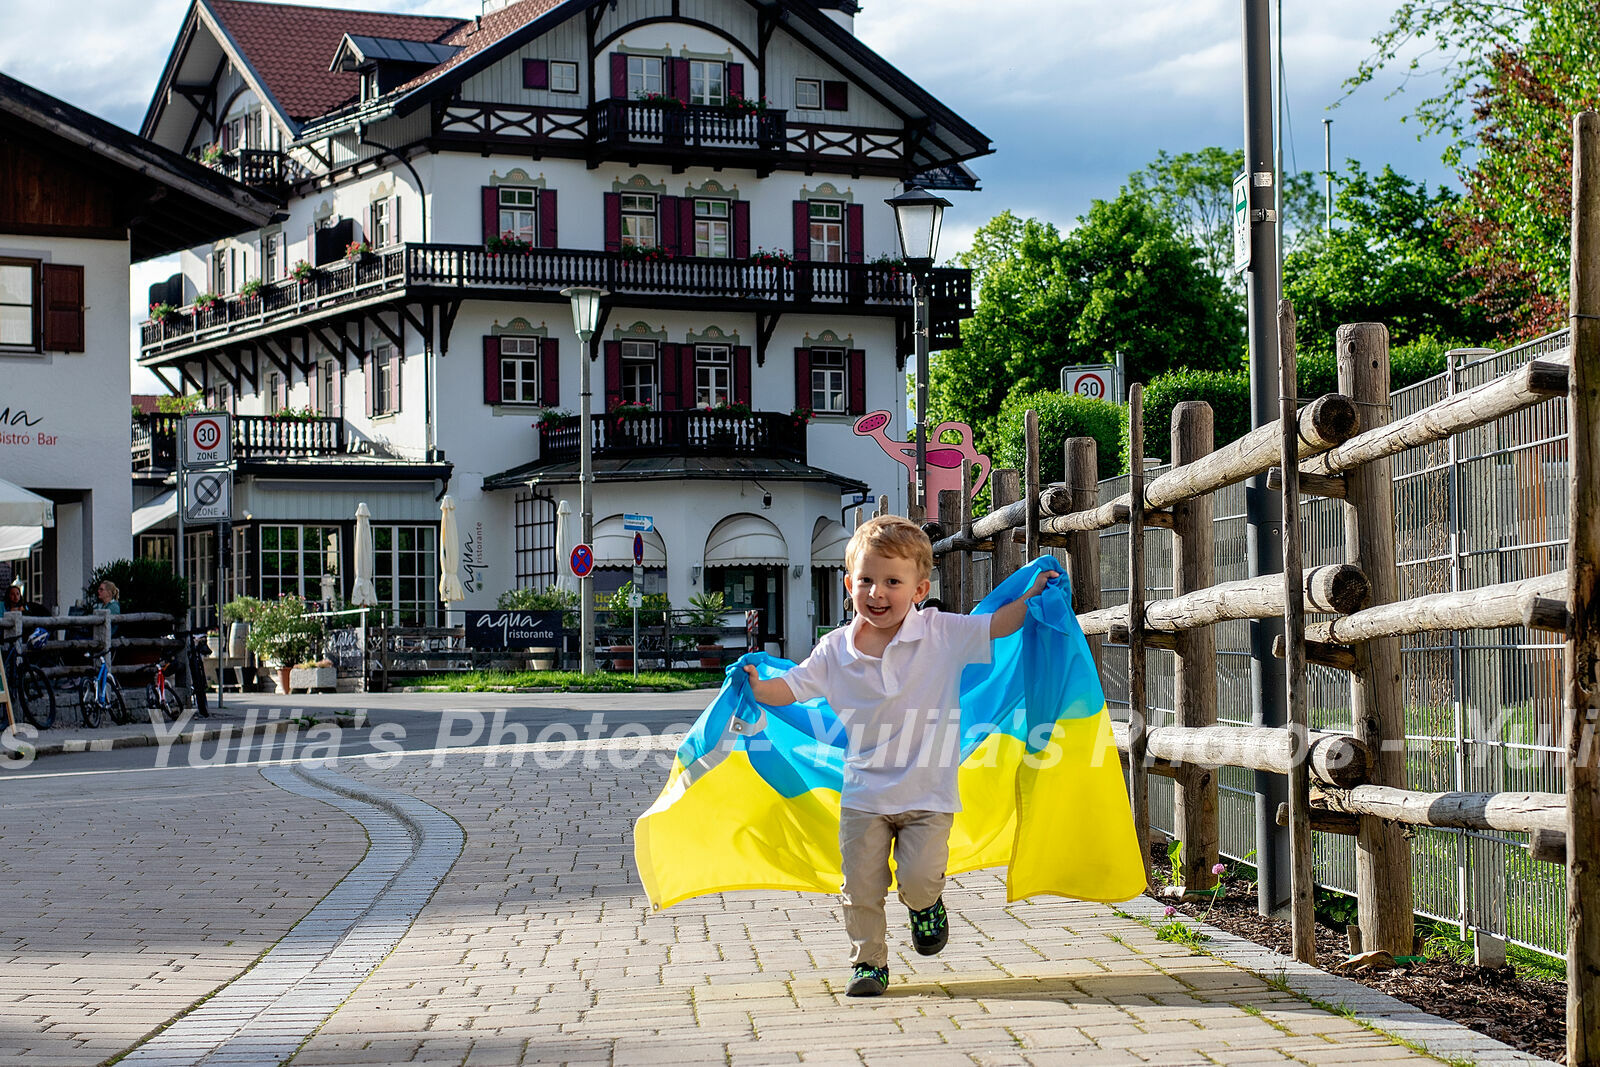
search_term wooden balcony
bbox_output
[138,244,972,358]
[202,149,305,192]
[538,409,806,464]
[133,412,346,471]
[591,100,786,167]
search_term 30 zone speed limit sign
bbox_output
[1063,367,1109,399]
[183,413,232,466]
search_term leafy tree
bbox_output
[929,199,1243,448]
[1282,163,1488,355]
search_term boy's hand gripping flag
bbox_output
[633,556,1147,909]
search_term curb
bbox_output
[12,711,370,761]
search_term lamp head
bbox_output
[885,185,951,270]
[560,286,609,344]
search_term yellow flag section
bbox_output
[633,556,1147,909]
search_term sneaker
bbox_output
[846,963,888,997]
[909,897,949,956]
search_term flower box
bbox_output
[289,665,337,692]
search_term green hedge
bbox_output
[992,389,1125,485]
[1122,369,1251,470]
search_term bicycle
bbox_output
[2,627,56,729]
[79,651,131,728]
[185,632,211,719]
[145,649,184,722]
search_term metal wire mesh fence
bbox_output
[1094,332,1570,958]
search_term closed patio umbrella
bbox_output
[0,478,52,528]
[350,503,377,607]
[438,495,466,605]
[554,499,572,591]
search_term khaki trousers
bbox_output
[839,808,954,968]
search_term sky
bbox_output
[0,0,1455,393]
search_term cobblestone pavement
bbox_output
[0,732,1553,1065]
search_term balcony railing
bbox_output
[202,149,305,189]
[133,412,346,471]
[591,100,786,154]
[538,410,805,464]
[139,244,972,355]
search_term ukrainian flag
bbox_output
[634,556,1146,909]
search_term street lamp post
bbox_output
[562,286,608,675]
[885,186,950,517]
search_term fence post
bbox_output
[1127,384,1151,881]
[1337,320,1415,957]
[990,468,1022,584]
[959,460,975,612]
[1024,409,1040,564]
[1566,108,1600,1067]
[938,488,963,612]
[1170,403,1219,895]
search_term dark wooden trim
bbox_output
[363,308,404,352]
[181,57,226,155]
[595,17,755,64]
[440,299,461,356]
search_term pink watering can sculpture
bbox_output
[852,410,991,504]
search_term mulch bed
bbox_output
[1146,863,1567,1063]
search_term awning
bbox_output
[705,513,787,567]
[132,490,177,535]
[811,516,850,567]
[0,478,52,527]
[0,525,42,562]
[594,514,667,567]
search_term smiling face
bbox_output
[845,548,930,638]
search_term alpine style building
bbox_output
[132,0,990,656]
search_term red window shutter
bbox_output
[792,201,810,261]
[365,355,376,417]
[672,58,691,103]
[523,58,548,89]
[604,341,623,410]
[275,375,288,411]
[794,348,811,409]
[610,53,628,98]
[846,204,864,264]
[390,350,402,413]
[483,335,501,405]
[540,337,560,406]
[733,201,750,259]
[604,193,621,252]
[734,346,751,406]
[847,349,866,415]
[482,186,499,244]
[659,195,679,253]
[40,264,84,352]
[823,80,848,110]
[539,188,558,248]
[660,343,679,410]
[392,195,402,244]
[681,346,697,406]
[727,63,744,98]
[679,198,695,257]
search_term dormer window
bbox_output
[361,68,379,102]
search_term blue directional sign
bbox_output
[569,543,594,578]
[633,532,645,566]
[623,513,654,532]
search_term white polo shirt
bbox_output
[781,607,993,814]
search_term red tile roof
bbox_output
[392,0,567,97]
[205,0,465,122]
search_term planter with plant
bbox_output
[617,243,673,262]
[725,92,771,117]
[748,248,793,268]
[235,595,325,693]
[291,259,316,282]
[193,291,218,313]
[344,240,371,263]
[605,583,670,669]
[684,591,727,668]
[239,277,264,301]
[148,302,178,324]
[790,406,815,430]
[486,232,534,255]
[497,586,579,669]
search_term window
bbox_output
[360,69,379,102]
[795,79,822,110]
[621,340,657,407]
[627,55,663,97]
[690,60,725,105]
[138,534,174,564]
[811,348,846,413]
[185,529,216,628]
[514,492,557,591]
[262,232,283,281]
[371,197,393,248]
[316,359,339,416]
[498,187,537,244]
[694,200,730,259]
[500,336,541,403]
[211,250,229,296]
[695,345,731,408]
[809,201,844,263]
[267,372,282,414]
[0,258,37,349]
[374,524,437,626]
[372,344,396,416]
[620,193,657,248]
[550,61,579,93]
[259,524,341,602]
[207,382,234,414]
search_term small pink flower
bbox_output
[1163,905,1176,917]
[1212,863,1227,875]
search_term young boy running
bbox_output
[744,515,1053,997]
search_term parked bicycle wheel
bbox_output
[103,676,132,726]
[153,683,182,722]
[19,664,55,729]
[77,678,102,728]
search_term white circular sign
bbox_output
[1073,372,1107,399]
[191,417,222,452]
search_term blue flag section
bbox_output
[633,556,1147,909]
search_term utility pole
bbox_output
[1242,0,1289,919]
[1323,119,1333,234]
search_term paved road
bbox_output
[0,695,1553,1066]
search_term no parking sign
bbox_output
[569,543,594,578]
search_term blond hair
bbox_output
[845,515,933,580]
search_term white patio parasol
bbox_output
[0,478,53,564]
[350,502,377,607]
[554,499,572,591]
[438,495,467,604]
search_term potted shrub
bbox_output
[496,586,578,670]
[239,595,324,693]
[291,259,316,282]
[685,591,727,668]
